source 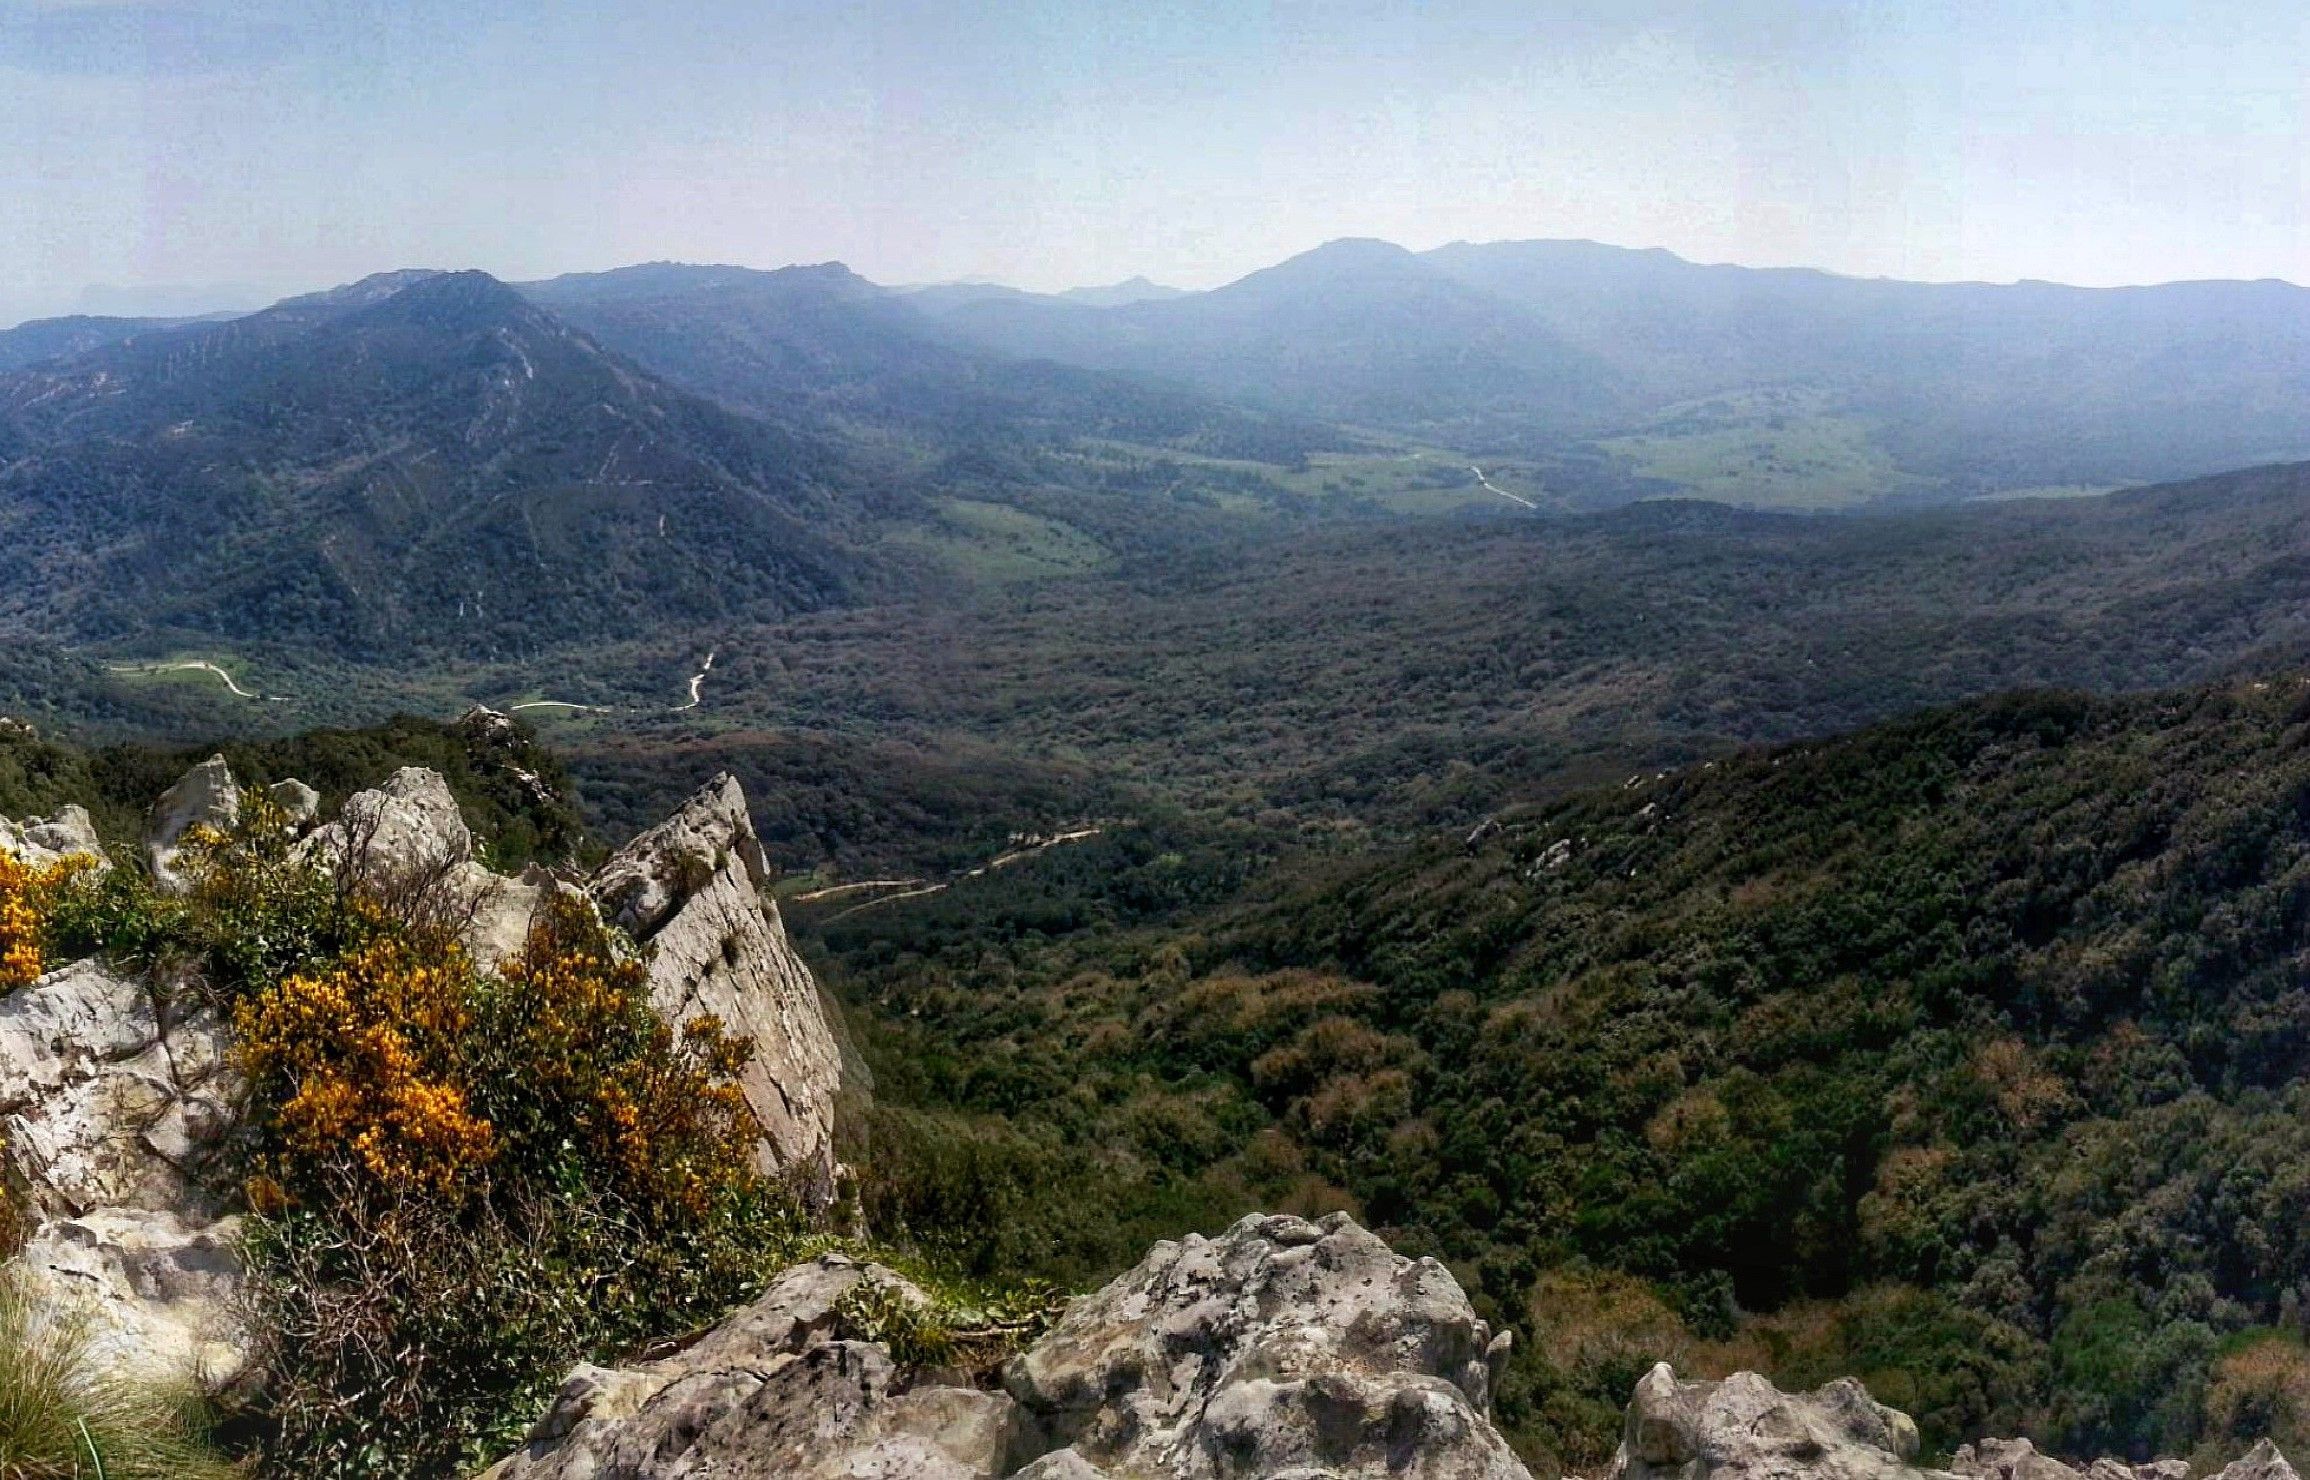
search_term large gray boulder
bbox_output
[1608,1363,1929,1480]
[297,766,544,969]
[145,755,239,893]
[587,774,842,1198]
[0,957,247,1387]
[296,765,475,878]
[1007,1211,1525,1479]
[484,1255,1024,1480]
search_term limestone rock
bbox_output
[145,755,239,893]
[590,773,769,937]
[0,803,103,869]
[2212,1442,2304,1480]
[1614,1367,2302,1480]
[296,766,542,968]
[488,1254,1023,1480]
[266,778,321,827]
[1005,1211,1528,1479]
[586,774,841,1197]
[296,765,474,878]
[1954,1438,2294,1480]
[0,958,246,1388]
[10,1210,249,1389]
[1609,1363,1928,1480]
[491,1214,1536,1480]
[0,959,238,1216]
[1957,1438,2111,1480]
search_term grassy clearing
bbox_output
[888,498,1112,583]
[1601,388,1939,509]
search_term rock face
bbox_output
[145,754,240,893]
[2,759,850,1396]
[0,957,247,1386]
[485,1255,1025,1480]
[1609,1363,1925,1480]
[297,765,546,969]
[491,1211,1531,1480]
[1609,1365,2300,1480]
[1953,1438,2297,1480]
[588,773,843,1198]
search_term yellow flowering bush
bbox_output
[477,894,757,1222]
[237,932,496,1199]
[0,851,89,992]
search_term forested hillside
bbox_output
[811,673,2310,1472]
[0,271,885,658]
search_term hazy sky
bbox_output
[3,0,2306,325]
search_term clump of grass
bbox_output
[0,1270,239,1479]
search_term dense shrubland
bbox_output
[810,674,2310,1471]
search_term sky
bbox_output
[2,0,2306,326]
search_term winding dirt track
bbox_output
[807,825,1110,924]
[1468,465,1537,509]
[106,660,288,702]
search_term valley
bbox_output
[5,243,2310,1479]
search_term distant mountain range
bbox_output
[4,237,2309,668]
[911,237,2310,493]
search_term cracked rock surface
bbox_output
[588,772,843,1199]
[489,1212,1531,1480]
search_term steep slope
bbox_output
[920,237,1625,431]
[0,271,886,657]
[819,670,2310,1467]
[522,260,1344,463]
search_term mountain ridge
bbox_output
[0,268,888,658]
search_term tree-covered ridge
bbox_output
[818,675,2310,1469]
[0,711,584,869]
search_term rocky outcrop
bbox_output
[1609,1365,2300,1480]
[1953,1438,2297,1480]
[0,803,102,869]
[266,777,321,826]
[490,1211,1530,1480]
[2,759,849,1397]
[484,1255,1026,1480]
[0,957,247,1386]
[1609,1364,1925,1480]
[588,773,843,1198]
[1009,1211,1525,1479]
[145,754,239,893]
[297,765,546,969]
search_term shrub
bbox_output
[236,930,496,1202]
[469,895,757,1222]
[235,888,793,1477]
[0,1270,237,1480]
[0,853,88,993]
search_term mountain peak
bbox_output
[1058,275,1185,307]
[1217,237,1435,298]
[271,269,448,315]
